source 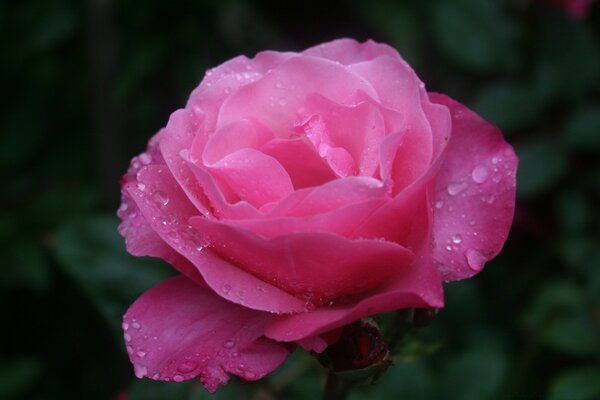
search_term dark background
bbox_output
[1,0,599,399]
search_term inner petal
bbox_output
[295,94,386,178]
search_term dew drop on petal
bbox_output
[223,340,235,349]
[131,321,141,330]
[173,374,185,383]
[466,249,486,272]
[152,191,170,207]
[134,364,147,379]
[136,350,147,358]
[447,182,468,196]
[435,200,444,209]
[122,322,129,331]
[452,234,463,244]
[178,361,197,374]
[136,182,146,191]
[124,333,132,342]
[221,284,231,294]
[471,165,489,183]
[139,153,152,165]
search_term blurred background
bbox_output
[1,0,599,399]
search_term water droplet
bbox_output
[465,249,486,271]
[139,153,152,165]
[278,99,287,107]
[471,165,489,184]
[492,173,502,183]
[119,203,128,213]
[178,361,197,374]
[491,156,500,165]
[131,321,141,330]
[173,374,185,382]
[435,200,444,209]
[223,340,235,349]
[153,191,169,207]
[236,290,245,300]
[221,284,231,294]
[122,322,130,331]
[452,234,463,244]
[152,373,160,380]
[134,364,147,378]
[244,371,256,380]
[136,182,146,191]
[445,245,453,251]
[232,352,239,357]
[137,350,147,358]
[447,182,468,196]
[126,345,133,354]
[469,220,476,226]
[124,333,132,342]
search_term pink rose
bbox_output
[118,38,517,392]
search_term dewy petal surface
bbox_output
[428,94,517,281]
[123,276,290,393]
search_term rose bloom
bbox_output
[118,39,517,392]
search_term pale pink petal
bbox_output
[123,276,290,393]
[189,217,413,302]
[187,52,294,131]
[127,165,306,313]
[201,118,274,164]
[217,56,380,138]
[297,94,386,177]
[205,148,294,208]
[259,137,337,188]
[264,244,444,342]
[302,38,401,65]
[428,94,517,281]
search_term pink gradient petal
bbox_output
[428,94,517,281]
[127,165,306,314]
[189,217,413,301]
[264,243,444,342]
[297,94,386,177]
[205,148,294,208]
[123,276,290,393]
[201,118,274,164]
[159,108,213,217]
[302,38,401,65]
[259,137,337,188]
[187,52,294,131]
[268,175,388,217]
[217,56,379,138]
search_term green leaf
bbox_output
[471,83,541,132]
[549,366,600,400]
[430,0,519,73]
[440,347,507,400]
[54,215,173,331]
[0,357,43,399]
[515,138,568,198]
[564,105,600,151]
[541,314,600,357]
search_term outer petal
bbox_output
[264,243,443,342]
[127,165,306,313]
[189,217,413,302]
[123,276,290,393]
[428,94,517,281]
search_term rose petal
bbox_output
[264,243,443,341]
[201,118,274,164]
[297,94,386,177]
[259,137,337,188]
[123,276,290,393]
[187,52,294,131]
[189,217,413,302]
[428,94,517,281]
[127,165,306,314]
[217,55,380,138]
[302,38,401,65]
[205,148,294,208]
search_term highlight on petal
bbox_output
[428,93,518,281]
[123,276,291,393]
[302,38,401,65]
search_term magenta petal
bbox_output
[128,165,306,314]
[428,94,518,281]
[264,245,443,342]
[189,217,413,301]
[123,276,290,393]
